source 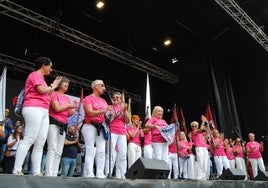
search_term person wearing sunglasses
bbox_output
[105,92,130,179]
[190,118,210,180]
[81,79,109,179]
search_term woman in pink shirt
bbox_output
[224,138,235,169]
[246,132,265,178]
[145,106,169,164]
[107,92,130,179]
[177,131,190,179]
[45,76,76,176]
[211,129,230,178]
[13,56,62,176]
[81,79,109,178]
[190,119,209,180]
[186,132,196,180]
[168,131,179,179]
[127,115,144,169]
[233,137,248,180]
[142,125,153,159]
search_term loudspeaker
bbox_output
[125,158,170,179]
[219,168,246,180]
[254,171,268,181]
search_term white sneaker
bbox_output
[86,174,95,178]
[13,171,24,176]
[96,175,106,179]
[34,173,44,176]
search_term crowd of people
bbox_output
[0,56,266,180]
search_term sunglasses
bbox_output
[112,96,120,99]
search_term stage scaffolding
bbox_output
[0,53,142,103]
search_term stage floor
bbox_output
[0,174,267,188]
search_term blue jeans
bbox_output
[61,157,76,177]
[0,140,6,168]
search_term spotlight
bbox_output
[164,39,171,46]
[172,58,178,64]
[96,1,105,9]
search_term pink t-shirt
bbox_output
[169,141,177,153]
[225,146,234,160]
[49,92,71,124]
[110,104,127,135]
[233,145,245,158]
[23,71,51,109]
[178,140,189,157]
[246,141,262,159]
[191,131,207,148]
[143,131,151,146]
[83,94,108,124]
[187,141,194,154]
[146,117,168,143]
[212,138,226,156]
[127,126,141,147]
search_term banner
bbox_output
[66,88,84,130]
[160,123,178,145]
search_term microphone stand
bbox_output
[106,91,118,179]
[175,123,182,179]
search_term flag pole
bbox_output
[0,67,7,126]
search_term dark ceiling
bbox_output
[1,0,268,120]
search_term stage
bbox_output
[0,174,267,188]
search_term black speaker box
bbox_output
[219,168,246,180]
[125,158,170,179]
[254,171,268,181]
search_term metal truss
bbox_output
[215,0,268,52]
[0,53,142,102]
[0,0,178,84]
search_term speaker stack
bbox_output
[125,158,170,179]
[219,168,246,180]
[254,171,268,181]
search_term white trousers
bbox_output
[187,154,196,180]
[143,144,153,159]
[151,142,169,164]
[109,133,127,178]
[82,124,106,178]
[127,142,141,169]
[214,155,230,177]
[195,147,209,180]
[45,124,65,176]
[235,157,248,180]
[168,153,178,179]
[13,107,49,175]
[249,157,266,178]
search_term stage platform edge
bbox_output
[0,174,267,188]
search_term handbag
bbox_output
[14,88,25,117]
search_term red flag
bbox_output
[170,103,178,124]
[179,107,187,135]
[170,103,180,136]
[204,103,217,130]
